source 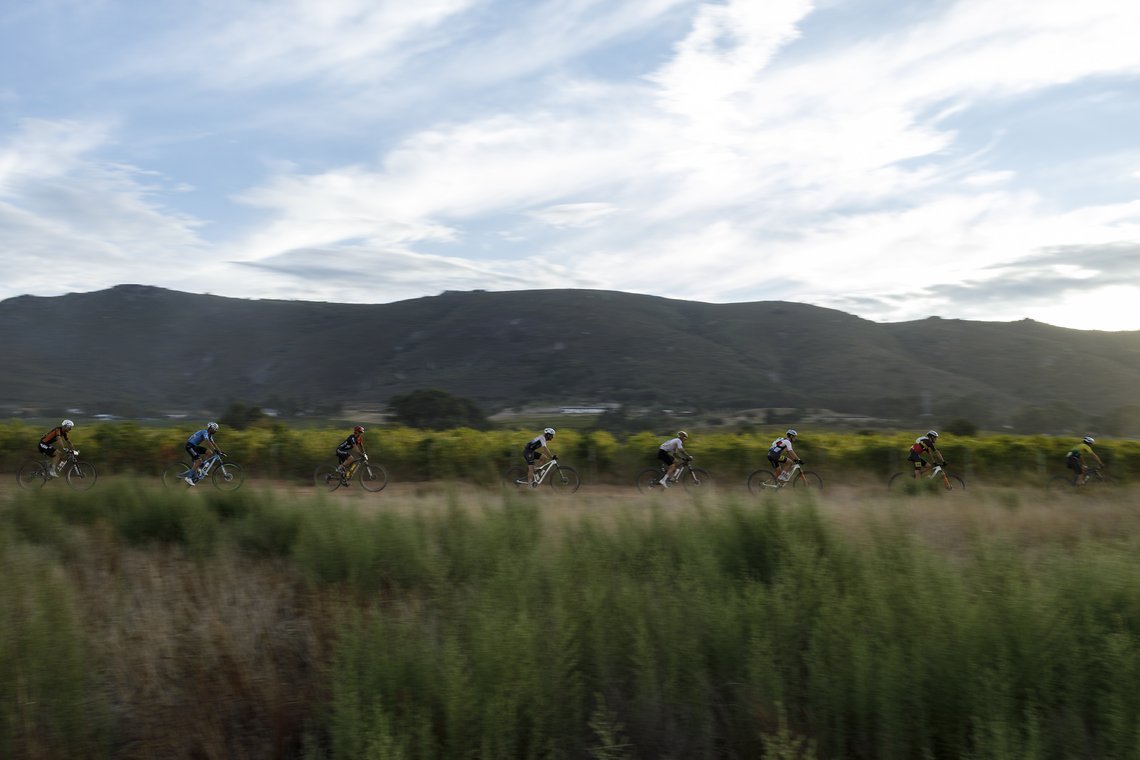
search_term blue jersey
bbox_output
[187,429,214,446]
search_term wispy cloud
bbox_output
[2,0,1139,328]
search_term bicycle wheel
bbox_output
[887,472,914,491]
[636,468,665,493]
[681,468,712,489]
[17,460,48,490]
[940,473,965,492]
[747,469,780,494]
[314,464,344,491]
[163,462,194,488]
[548,465,580,494]
[211,462,244,491]
[359,461,388,492]
[65,461,98,491]
[793,471,823,491]
[1047,475,1076,492]
[504,466,531,489]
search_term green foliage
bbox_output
[387,388,488,430]
[4,484,1140,756]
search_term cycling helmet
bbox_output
[1083,436,1095,445]
[786,429,798,437]
[61,419,74,429]
[206,421,219,432]
[354,425,365,434]
[544,427,556,437]
[677,430,689,439]
[926,430,939,439]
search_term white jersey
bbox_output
[770,437,795,454]
[659,437,686,453]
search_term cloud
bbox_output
[0,119,206,295]
[3,0,1140,330]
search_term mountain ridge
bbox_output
[2,284,1137,425]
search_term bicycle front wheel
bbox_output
[314,464,343,491]
[211,463,244,491]
[17,460,48,490]
[941,474,965,492]
[65,461,98,491]
[793,471,823,491]
[636,468,664,493]
[548,466,580,494]
[163,462,194,488]
[747,469,779,494]
[359,462,388,492]
[681,468,712,489]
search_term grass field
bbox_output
[2,481,1139,759]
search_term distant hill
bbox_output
[2,284,1138,428]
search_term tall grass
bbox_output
[1,482,1139,758]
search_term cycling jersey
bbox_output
[659,437,685,454]
[523,434,551,465]
[1065,443,1093,460]
[40,427,70,446]
[187,429,215,447]
[337,433,364,453]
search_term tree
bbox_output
[387,389,488,430]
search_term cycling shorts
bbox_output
[1065,454,1082,472]
[186,443,208,460]
[657,448,675,466]
[38,442,56,456]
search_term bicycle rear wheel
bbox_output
[211,463,244,491]
[314,464,343,491]
[359,462,388,492]
[747,469,779,494]
[65,461,98,491]
[163,462,194,488]
[793,471,823,491]
[548,466,580,493]
[17,460,48,490]
[636,468,665,493]
[681,468,711,489]
[504,466,530,489]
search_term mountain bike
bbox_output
[17,449,98,491]
[314,455,389,492]
[162,451,245,491]
[1047,465,1115,492]
[504,456,581,493]
[888,463,964,492]
[636,456,711,493]
[747,460,822,493]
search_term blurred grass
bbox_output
[1,481,1139,758]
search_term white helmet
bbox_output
[926,430,939,439]
[786,429,798,437]
[206,421,219,432]
[677,430,689,439]
[543,427,556,437]
[61,419,74,430]
[1083,436,1095,445]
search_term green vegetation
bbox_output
[387,388,489,430]
[2,483,1140,758]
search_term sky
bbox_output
[2,0,1140,331]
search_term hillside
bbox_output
[2,284,1138,425]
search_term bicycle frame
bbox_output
[532,458,558,484]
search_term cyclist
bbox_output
[767,429,801,481]
[907,430,945,479]
[1064,436,1104,485]
[656,431,690,488]
[184,422,221,486]
[335,425,368,483]
[522,427,556,486]
[38,419,76,478]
